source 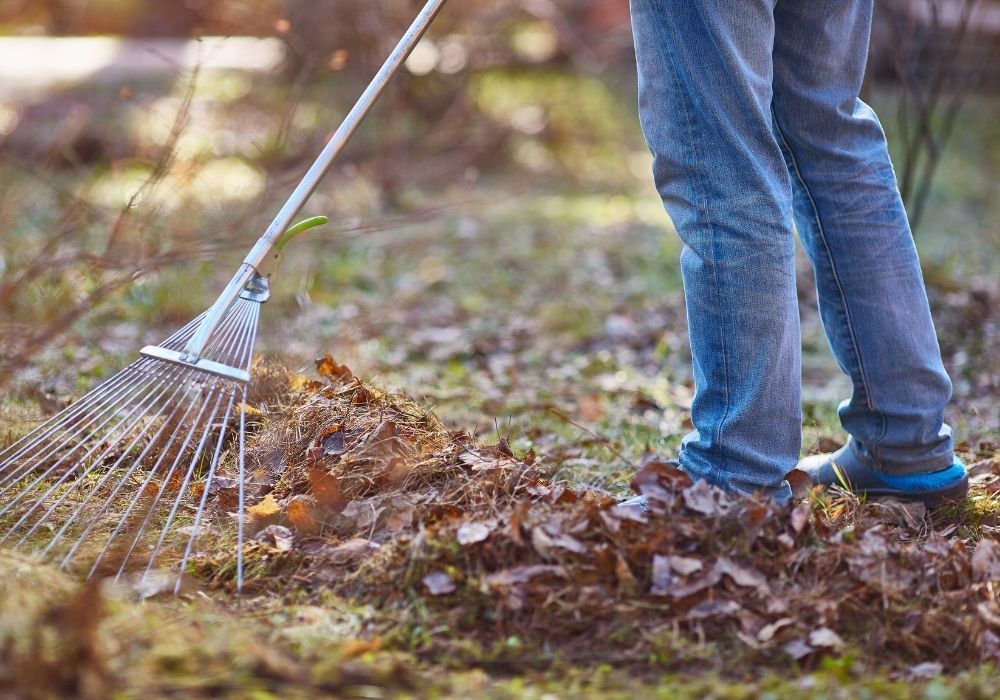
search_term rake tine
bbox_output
[236,386,247,593]
[94,377,224,581]
[58,375,207,571]
[173,387,237,594]
[0,305,246,500]
[134,381,231,584]
[61,305,251,574]
[36,367,201,553]
[0,311,206,467]
[82,309,253,580]
[107,302,255,580]
[141,304,258,586]
[1,363,196,546]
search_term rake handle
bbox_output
[183,0,448,360]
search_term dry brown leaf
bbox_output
[783,638,812,659]
[384,495,415,533]
[808,627,844,649]
[288,495,319,535]
[630,456,691,494]
[785,468,813,498]
[457,521,492,546]
[531,526,586,558]
[717,557,765,588]
[308,467,344,511]
[758,617,795,643]
[423,571,457,596]
[669,556,703,576]
[248,493,281,523]
[790,502,810,534]
[341,498,385,531]
[315,355,354,383]
[309,538,380,565]
[256,524,294,552]
[485,565,567,587]
[682,479,733,516]
[971,538,1000,580]
[341,636,383,659]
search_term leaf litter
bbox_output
[178,355,1000,675]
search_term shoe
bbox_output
[797,443,968,507]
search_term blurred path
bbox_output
[0,36,285,100]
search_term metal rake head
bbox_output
[0,297,261,594]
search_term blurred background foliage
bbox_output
[0,1,996,440]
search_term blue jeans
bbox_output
[630,0,955,499]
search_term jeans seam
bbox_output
[770,108,887,460]
[663,39,732,479]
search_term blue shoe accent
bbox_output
[797,443,968,507]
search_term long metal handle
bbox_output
[182,0,448,360]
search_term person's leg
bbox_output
[770,0,959,477]
[629,0,795,500]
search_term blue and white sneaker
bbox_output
[797,443,968,508]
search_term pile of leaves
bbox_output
[202,356,1000,675]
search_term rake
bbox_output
[0,0,447,594]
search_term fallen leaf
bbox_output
[909,662,944,678]
[321,427,346,456]
[209,475,239,493]
[384,495,415,533]
[457,521,492,545]
[316,355,353,383]
[669,556,703,576]
[531,525,586,558]
[629,456,691,495]
[651,554,728,598]
[309,538,380,565]
[342,498,385,531]
[341,636,383,659]
[614,553,636,589]
[682,479,732,516]
[485,565,567,587]
[650,555,673,596]
[423,571,457,595]
[783,638,813,659]
[971,539,1000,580]
[808,627,844,649]
[717,557,765,588]
[256,524,294,552]
[758,617,795,643]
[288,495,319,535]
[248,493,281,523]
[687,600,741,620]
[785,468,813,498]
[790,502,810,534]
[308,467,344,511]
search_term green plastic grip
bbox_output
[276,215,329,252]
